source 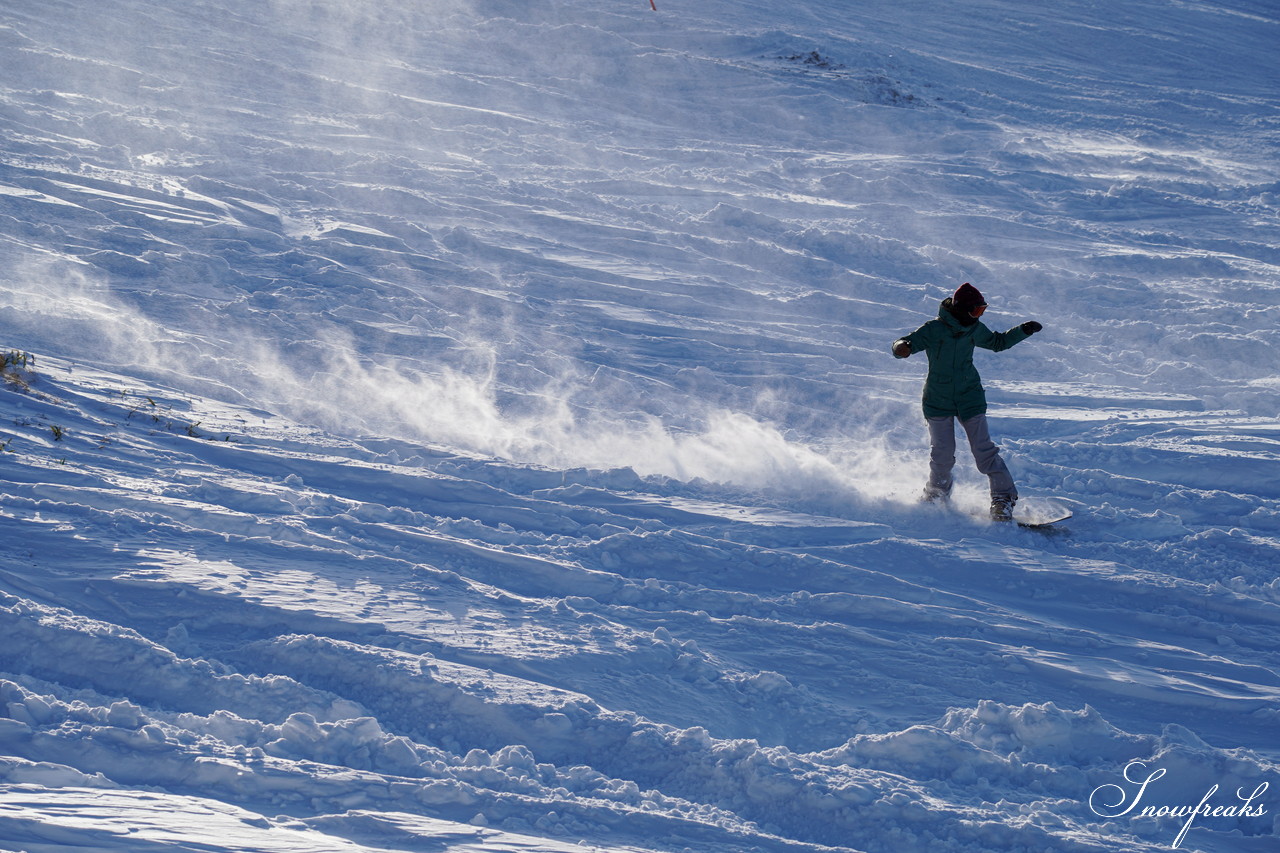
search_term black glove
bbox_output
[1021,321,1042,335]
[892,339,911,358]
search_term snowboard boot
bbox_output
[990,496,1016,522]
[922,484,951,504]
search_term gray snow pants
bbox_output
[926,414,1017,501]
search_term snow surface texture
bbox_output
[1,0,1278,850]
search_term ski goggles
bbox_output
[970,304,987,317]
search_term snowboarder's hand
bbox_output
[1021,321,1042,335]
[892,339,911,358]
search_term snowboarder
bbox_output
[891,283,1042,520]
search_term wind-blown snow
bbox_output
[1,0,1278,850]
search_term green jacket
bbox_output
[894,298,1029,419]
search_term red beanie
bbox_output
[953,282,986,314]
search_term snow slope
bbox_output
[1,0,1279,850]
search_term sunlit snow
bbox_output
[1,0,1278,851]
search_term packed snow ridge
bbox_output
[1,0,1279,851]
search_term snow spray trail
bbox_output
[1,253,916,502]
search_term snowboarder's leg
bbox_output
[959,414,1016,501]
[925,416,957,500]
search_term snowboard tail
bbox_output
[963,498,1072,528]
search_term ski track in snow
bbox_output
[1,0,1279,851]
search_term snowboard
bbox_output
[1005,499,1073,529]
